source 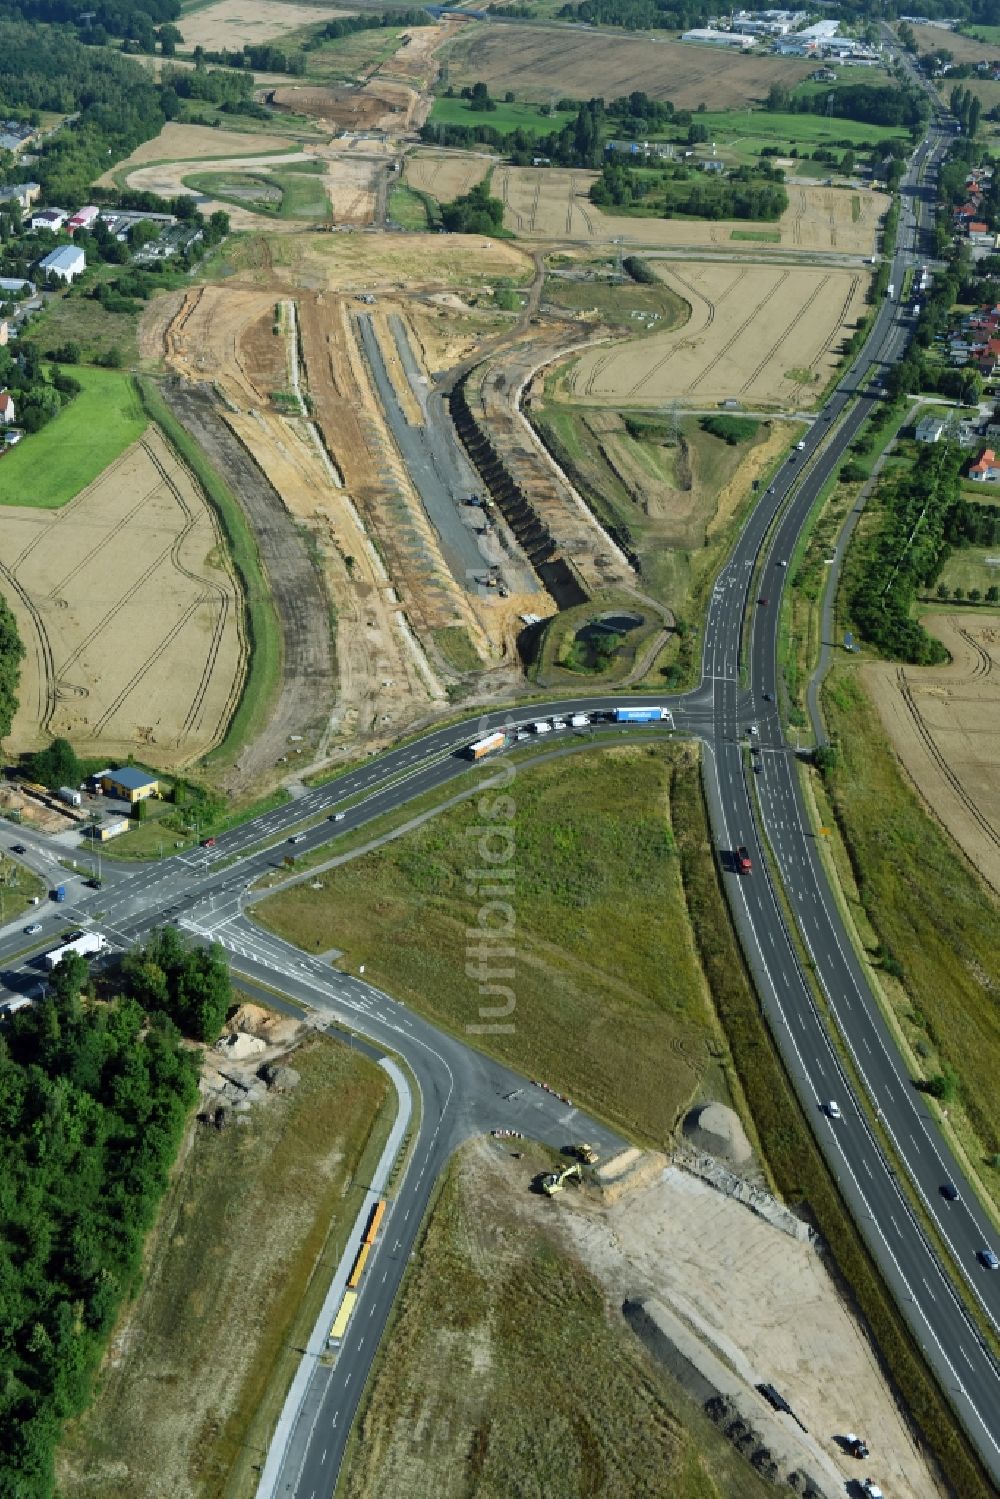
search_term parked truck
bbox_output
[467,731,506,761]
[45,932,107,970]
[57,786,82,808]
[51,884,66,902]
[614,706,669,723]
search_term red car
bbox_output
[201,837,217,848]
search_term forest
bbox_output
[765,81,927,132]
[0,594,23,741]
[440,180,505,234]
[559,0,708,28]
[0,929,231,1498]
[0,22,166,201]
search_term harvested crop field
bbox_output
[97,122,292,184]
[178,0,351,54]
[440,23,815,107]
[403,149,490,202]
[248,228,533,289]
[909,21,1000,63]
[563,260,869,407]
[1,427,245,766]
[864,612,1000,896]
[495,166,887,254]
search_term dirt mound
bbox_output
[595,1148,668,1202]
[270,82,416,132]
[683,1102,751,1165]
[228,1002,302,1047]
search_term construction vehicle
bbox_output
[541,1162,581,1196]
[571,1142,599,1164]
[845,1434,870,1460]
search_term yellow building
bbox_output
[102,766,159,803]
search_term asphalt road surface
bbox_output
[2,104,998,1496]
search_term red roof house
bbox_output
[969,447,1000,481]
[0,390,15,424]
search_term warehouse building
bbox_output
[38,245,85,283]
[101,766,160,803]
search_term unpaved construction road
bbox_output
[161,380,335,786]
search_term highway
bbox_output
[3,99,1000,1497]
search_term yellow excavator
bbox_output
[572,1142,598,1164]
[541,1162,582,1197]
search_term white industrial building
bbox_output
[39,245,85,283]
[682,27,755,48]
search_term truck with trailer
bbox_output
[467,731,506,761]
[45,932,107,970]
[328,1289,358,1344]
[614,706,669,723]
[736,847,752,875]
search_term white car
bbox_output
[796,439,806,451]
[551,719,568,731]
[24,923,42,936]
[824,1101,842,1120]
[329,812,346,822]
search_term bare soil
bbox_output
[440,22,816,107]
[159,374,336,787]
[864,612,1000,896]
[564,260,870,407]
[1,427,245,767]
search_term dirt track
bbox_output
[864,613,1000,895]
[159,380,335,786]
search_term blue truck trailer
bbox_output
[614,706,668,723]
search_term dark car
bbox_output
[978,1247,999,1270]
[10,844,25,855]
[941,1181,960,1202]
[758,596,768,607]
[763,692,774,702]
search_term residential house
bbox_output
[968,446,1000,481]
[66,205,99,233]
[28,207,67,232]
[0,390,15,425]
[0,182,40,209]
[915,417,946,443]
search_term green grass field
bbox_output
[937,542,1000,596]
[731,228,781,242]
[429,94,576,137]
[387,184,432,228]
[0,368,147,509]
[256,747,734,1144]
[823,670,1000,1169]
[964,23,1000,44]
[272,168,330,219]
[703,108,908,158]
[282,24,408,81]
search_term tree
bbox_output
[29,736,81,791]
[986,586,999,603]
[812,744,839,774]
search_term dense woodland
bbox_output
[0,595,24,740]
[764,81,928,133]
[591,156,789,220]
[559,0,708,27]
[0,936,227,1497]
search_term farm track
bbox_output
[895,666,1000,858]
[139,435,237,745]
[738,279,824,396]
[958,626,993,678]
[812,275,861,367]
[686,271,788,394]
[0,555,57,735]
[45,469,166,598]
[621,267,715,399]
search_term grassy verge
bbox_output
[56,1031,392,1499]
[0,368,147,509]
[730,228,781,243]
[822,669,1000,1185]
[342,1142,774,1499]
[671,755,994,1499]
[428,94,576,136]
[96,787,292,861]
[431,624,482,673]
[0,853,46,919]
[255,746,734,1145]
[387,184,433,229]
[135,377,283,774]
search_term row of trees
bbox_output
[847,452,959,664]
[421,98,608,170]
[559,0,709,28]
[0,928,234,1495]
[950,84,982,139]
[764,81,928,132]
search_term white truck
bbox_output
[45,932,107,970]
